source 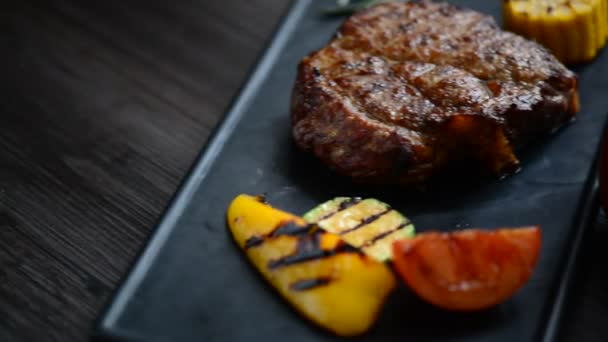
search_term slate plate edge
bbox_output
[90,0,310,339]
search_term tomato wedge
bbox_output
[392,226,541,312]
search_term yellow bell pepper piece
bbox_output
[226,194,397,336]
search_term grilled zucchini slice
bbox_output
[303,197,415,262]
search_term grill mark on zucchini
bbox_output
[340,208,393,235]
[339,197,362,210]
[290,277,333,291]
[268,231,360,270]
[317,197,362,221]
[363,221,412,247]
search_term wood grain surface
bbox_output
[0,1,606,341]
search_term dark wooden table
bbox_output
[0,1,607,341]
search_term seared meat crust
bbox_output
[291,1,579,184]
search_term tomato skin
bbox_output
[391,227,541,312]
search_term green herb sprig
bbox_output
[322,0,400,17]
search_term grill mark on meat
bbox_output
[344,4,440,49]
[291,1,578,185]
[331,61,451,131]
[377,6,443,48]
[382,6,489,56]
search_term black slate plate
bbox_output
[93,1,608,341]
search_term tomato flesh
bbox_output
[392,226,541,312]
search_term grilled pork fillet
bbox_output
[291,1,579,185]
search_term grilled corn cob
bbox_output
[503,0,607,64]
